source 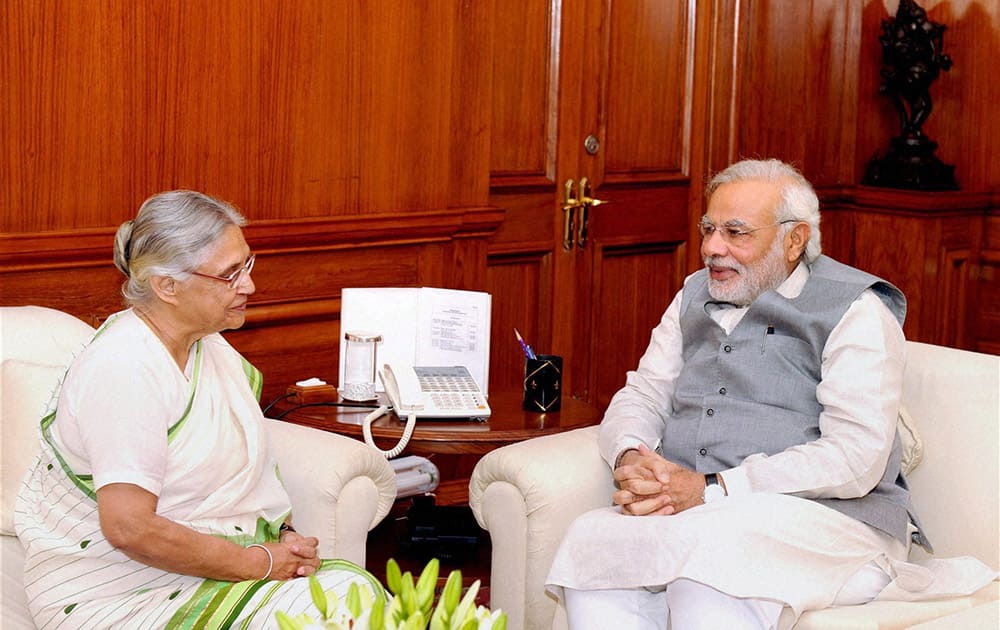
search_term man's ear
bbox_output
[786,222,810,263]
[148,275,181,305]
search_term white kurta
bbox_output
[547,265,996,628]
[15,310,378,629]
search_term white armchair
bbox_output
[470,341,999,630]
[1,305,397,627]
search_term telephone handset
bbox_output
[362,364,491,459]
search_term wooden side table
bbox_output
[267,390,602,504]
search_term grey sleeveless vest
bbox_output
[670,255,924,547]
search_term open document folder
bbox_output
[339,287,492,395]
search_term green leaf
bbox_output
[388,591,407,627]
[415,558,440,616]
[401,611,426,630]
[450,580,480,629]
[442,570,462,613]
[400,573,418,616]
[346,582,363,618]
[308,574,327,618]
[386,558,403,594]
[493,611,508,630]
[430,600,450,630]
[274,611,309,630]
[369,592,386,630]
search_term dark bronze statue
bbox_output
[863,0,958,190]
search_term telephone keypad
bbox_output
[414,366,489,411]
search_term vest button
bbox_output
[706,408,715,416]
[719,387,727,395]
[699,448,708,456]
[724,345,732,352]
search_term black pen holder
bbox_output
[523,354,562,412]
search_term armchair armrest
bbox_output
[469,426,614,630]
[265,418,396,568]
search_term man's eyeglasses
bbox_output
[698,219,799,244]
[190,254,255,290]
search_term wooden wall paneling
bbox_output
[1,0,494,233]
[585,184,690,406]
[815,191,859,267]
[547,0,696,401]
[972,213,1000,355]
[824,188,989,347]
[488,0,555,181]
[485,190,556,394]
[850,211,936,341]
[602,0,690,179]
[734,1,858,186]
[228,318,344,407]
[0,210,504,403]
[589,240,685,411]
[357,0,493,211]
[486,249,553,394]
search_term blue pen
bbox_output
[514,328,537,360]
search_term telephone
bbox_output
[382,364,491,420]
[361,364,491,459]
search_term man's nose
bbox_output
[701,230,729,259]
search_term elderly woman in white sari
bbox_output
[15,191,380,629]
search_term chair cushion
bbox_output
[1,306,95,535]
[1,361,65,534]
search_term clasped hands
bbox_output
[260,531,322,580]
[613,444,705,516]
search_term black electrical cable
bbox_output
[261,392,295,417]
[270,400,388,421]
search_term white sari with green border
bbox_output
[15,309,380,629]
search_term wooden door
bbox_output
[487,0,701,410]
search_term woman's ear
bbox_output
[786,222,810,263]
[148,275,181,305]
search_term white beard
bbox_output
[704,236,789,305]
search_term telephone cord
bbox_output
[362,405,417,459]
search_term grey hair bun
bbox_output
[113,220,135,277]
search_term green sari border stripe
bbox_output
[166,559,384,629]
[34,315,117,503]
[321,558,387,596]
[193,580,259,630]
[217,579,275,629]
[236,580,286,630]
[240,358,263,402]
[40,410,97,501]
[165,578,228,630]
[190,581,241,630]
[167,340,203,442]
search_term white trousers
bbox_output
[563,561,893,630]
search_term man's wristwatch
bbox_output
[702,472,726,504]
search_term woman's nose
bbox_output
[239,274,256,295]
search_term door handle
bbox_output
[562,179,583,251]
[562,177,608,251]
[576,177,608,249]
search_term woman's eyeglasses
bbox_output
[190,254,255,290]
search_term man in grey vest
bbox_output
[545,159,926,629]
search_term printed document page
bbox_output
[415,287,491,393]
[339,287,492,394]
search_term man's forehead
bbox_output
[705,179,780,223]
